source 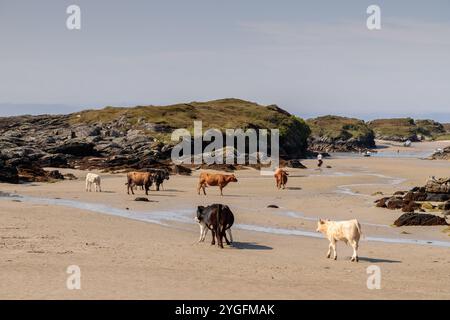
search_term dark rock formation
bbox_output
[284,159,307,169]
[394,213,448,226]
[0,161,19,184]
[17,165,65,182]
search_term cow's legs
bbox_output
[211,230,216,245]
[227,229,233,243]
[219,187,223,196]
[326,243,332,259]
[197,183,202,195]
[128,182,135,195]
[351,241,359,262]
[217,228,224,248]
[198,224,208,242]
[201,227,208,242]
[198,225,205,242]
[86,181,89,192]
[223,228,231,246]
[332,241,337,260]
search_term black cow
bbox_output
[196,204,234,248]
[146,169,170,191]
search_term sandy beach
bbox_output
[0,141,450,300]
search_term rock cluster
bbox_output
[430,147,450,160]
[375,177,450,226]
[0,114,174,183]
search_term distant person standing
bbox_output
[317,153,323,169]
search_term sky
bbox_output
[1,0,450,121]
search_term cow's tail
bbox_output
[216,205,222,241]
[356,220,364,240]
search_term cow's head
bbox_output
[196,206,205,223]
[316,219,328,233]
[228,174,238,183]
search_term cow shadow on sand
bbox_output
[230,242,273,250]
[356,257,401,264]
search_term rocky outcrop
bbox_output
[306,116,375,153]
[0,99,310,182]
[430,146,450,160]
[425,177,450,193]
[368,118,446,142]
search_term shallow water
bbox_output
[331,151,433,159]
[276,210,390,228]
[335,173,406,197]
[1,193,449,248]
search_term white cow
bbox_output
[316,218,361,262]
[85,173,102,192]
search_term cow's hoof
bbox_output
[333,256,337,260]
[326,254,330,259]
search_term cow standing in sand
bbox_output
[126,172,153,195]
[316,219,362,262]
[274,168,289,189]
[197,172,238,196]
[196,204,234,248]
[86,173,102,192]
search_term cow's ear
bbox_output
[319,219,324,224]
[197,206,205,212]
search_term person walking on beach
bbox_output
[317,153,323,170]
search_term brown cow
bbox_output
[274,168,289,189]
[197,172,238,196]
[126,172,153,195]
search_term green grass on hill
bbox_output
[69,98,311,157]
[306,115,373,141]
[368,118,446,140]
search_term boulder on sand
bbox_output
[285,159,307,169]
[394,212,448,226]
[402,201,421,213]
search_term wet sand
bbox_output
[0,142,450,299]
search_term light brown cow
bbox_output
[274,168,289,189]
[316,219,362,262]
[126,172,153,195]
[197,172,238,196]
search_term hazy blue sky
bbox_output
[1,0,450,120]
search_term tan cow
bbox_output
[197,172,238,196]
[126,172,153,195]
[316,218,362,262]
[274,168,288,189]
